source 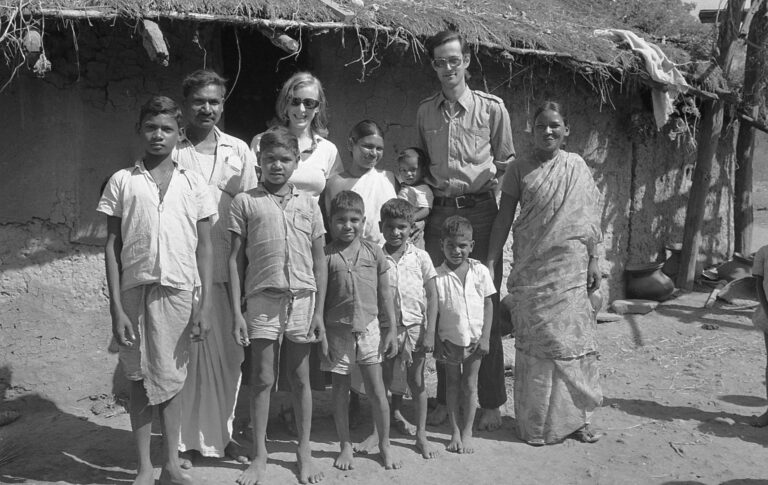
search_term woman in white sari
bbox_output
[487,101,603,445]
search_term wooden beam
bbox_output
[739,113,768,134]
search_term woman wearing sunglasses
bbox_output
[251,72,342,199]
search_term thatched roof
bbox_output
[3,0,724,94]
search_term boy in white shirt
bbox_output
[433,215,496,454]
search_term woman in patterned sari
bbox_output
[487,101,603,445]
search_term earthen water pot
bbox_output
[625,262,675,301]
[661,243,682,279]
[716,253,753,282]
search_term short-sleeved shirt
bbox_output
[325,239,389,332]
[97,161,217,291]
[252,132,342,198]
[385,242,437,327]
[325,169,397,245]
[417,88,515,197]
[228,184,325,297]
[398,183,434,209]
[174,127,259,283]
[434,259,497,346]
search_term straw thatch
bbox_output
[0,0,722,93]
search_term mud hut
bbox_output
[0,0,731,400]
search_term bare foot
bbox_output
[334,443,355,470]
[178,451,194,470]
[236,455,267,485]
[353,431,379,454]
[753,410,768,427]
[132,467,154,485]
[297,444,323,484]
[477,407,502,431]
[415,436,440,459]
[446,432,463,453]
[226,441,251,465]
[158,466,195,485]
[392,410,416,436]
[379,443,402,470]
[460,434,475,454]
[426,403,448,426]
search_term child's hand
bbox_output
[307,314,325,344]
[587,257,601,292]
[472,337,490,356]
[419,331,435,353]
[232,313,249,347]
[320,334,330,359]
[383,328,398,359]
[191,304,211,342]
[112,311,135,347]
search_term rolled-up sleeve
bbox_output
[489,101,515,170]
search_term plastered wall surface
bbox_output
[0,26,733,402]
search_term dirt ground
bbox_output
[1,286,767,484]
[3,167,768,484]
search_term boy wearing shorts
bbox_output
[434,215,496,454]
[380,198,440,458]
[228,127,327,485]
[99,96,216,485]
[322,190,401,471]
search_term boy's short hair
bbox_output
[259,126,299,159]
[425,30,470,59]
[441,215,473,240]
[138,96,183,127]
[330,190,365,218]
[182,69,227,98]
[380,198,415,224]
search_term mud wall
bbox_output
[0,25,732,403]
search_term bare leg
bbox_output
[407,354,439,459]
[445,364,463,453]
[331,373,355,470]
[284,340,323,484]
[391,393,416,436]
[129,381,155,485]
[356,357,394,454]
[237,339,277,485]
[158,392,194,485]
[360,363,401,469]
[459,354,482,454]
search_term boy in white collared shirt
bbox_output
[433,215,496,455]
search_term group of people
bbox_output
[97,29,606,485]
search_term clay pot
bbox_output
[625,262,675,301]
[716,253,753,282]
[661,243,682,279]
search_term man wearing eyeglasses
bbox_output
[417,30,515,432]
[174,69,258,466]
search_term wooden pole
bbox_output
[734,0,768,255]
[677,100,725,289]
[676,0,744,290]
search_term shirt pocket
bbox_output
[215,155,243,197]
[459,125,491,165]
[293,209,313,235]
[356,258,378,289]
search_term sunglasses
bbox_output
[431,56,465,69]
[290,97,320,109]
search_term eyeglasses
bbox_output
[431,56,464,69]
[289,97,320,109]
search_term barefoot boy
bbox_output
[322,191,402,470]
[99,96,216,485]
[433,216,496,454]
[228,127,327,485]
[380,198,440,458]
